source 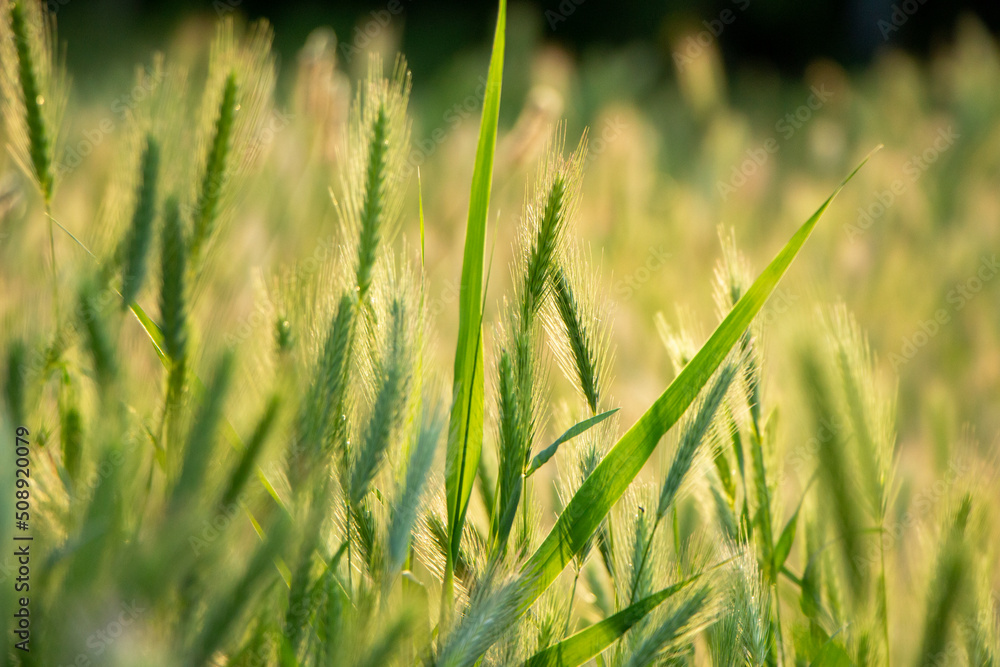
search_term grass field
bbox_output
[1,1,998,665]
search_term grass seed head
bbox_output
[120,134,161,307]
[160,196,188,364]
[0,0,63,204]
[339,55,411,303]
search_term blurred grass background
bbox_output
[3,0,999,495]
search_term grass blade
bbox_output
[525,574,703,667]
[811,639,853,667]
[518,154,874,612]
[221,395,280,509]
[168,351,234,510]
[526,408,619,477]
[444,0,505,581]
[192,515,290,664]
[773,503,800,578]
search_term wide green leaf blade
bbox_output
[526,408,620,477]
[444,0,506,566]
[811,639,855,667]
[130,301,167,363]
[773,505,800,576]
[518,154,874,611]
[525,574,701,667]
[773,479,813,576]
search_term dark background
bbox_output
[53,0,1000,90]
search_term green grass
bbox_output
[1,2,998,666]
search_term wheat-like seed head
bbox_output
[549,262,606,414]
[511,126,586,323]
[2,337,28,426]
[0,0,65,205]
[658,362,740,520]
[545,240,616,415]
[436,568,527,667]
[87,55,179,265]
[291,292,354,483]
[620,582,719,667]
[336,54,412,301]
[76,281,117,389]
[799,343,869,602]
[120,134,160,307]
[159,197,187,361]
[490,130,589,556]
[712,226,752,319]
[58,369,83,482]
[383,404,443,592]
[708,544,771,667]
[915,494,975,667]
[159,195,189,416]
[187,17,276,270]
[606,483,655,604]
[655,307,704,376]
[823,303,897,523]
[350,296,412,506]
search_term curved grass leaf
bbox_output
[773,478,814,577]
[525,573,702,667]
[811,639,854,667]
[773,504,800,578]
[518,153,875,612]
[444,0,505,576]
[526,408,619,477]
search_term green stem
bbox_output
[45,203,59,324]
[346,498,353,596]
[750,424,785,666]
[441,558,455,636]
[772,579,786,667]
[563,566,581,637]
[879,517,891,665]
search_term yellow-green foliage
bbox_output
[0,3,997,667]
